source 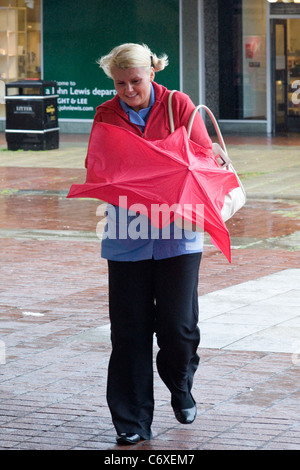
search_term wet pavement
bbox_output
[0,131,300,451]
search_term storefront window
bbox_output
[273,17,300,132]
[0,0,41,117]
[287,19,300,127]
[218,0,267,120]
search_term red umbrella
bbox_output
[67,122,239,261]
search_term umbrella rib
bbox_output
[94,166,187,186]
[69,124,234,261]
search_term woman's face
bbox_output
[112,66,155,112]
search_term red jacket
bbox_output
[89,81,212,150]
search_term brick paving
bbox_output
[0,133,300,451]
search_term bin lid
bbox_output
[6,80,56,88]
[5,80,57,95]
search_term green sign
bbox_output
[43,0,179,121]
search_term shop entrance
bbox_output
[272,19,300,133]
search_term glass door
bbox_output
[272,19,287,132]
[287,19,300,132]
[272,19,300,133]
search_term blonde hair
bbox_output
[98,43,168,78]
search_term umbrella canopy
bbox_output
[67,122,239,261]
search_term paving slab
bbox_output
[67,269,300,354]
[0,133,300,451]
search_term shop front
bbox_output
[0,0,180,133]
[218,0,300,134]
[0,0,300,135]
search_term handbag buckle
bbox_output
[216,155,228,167]
[212,143,232,168]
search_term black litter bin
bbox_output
[5,80,59,151]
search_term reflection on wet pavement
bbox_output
[0,195,99,232]
[226,200,300,250]
[0,163,300,251]
[0,194,299,251]
[0,167,85,191]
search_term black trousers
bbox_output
[107,252,202,439]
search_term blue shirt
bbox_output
[101,84,203,261]
[119,82,155,132]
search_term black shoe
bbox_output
[173,403,197,424]
[116,433,141,445]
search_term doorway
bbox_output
[272,19,300,133]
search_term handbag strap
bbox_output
[168,89,228,155]
[168,90,246,201]
[168,90,176,134]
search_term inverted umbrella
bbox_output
[67,122,240,261]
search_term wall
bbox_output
[181,0,200,105]
[242,0,267,119]
[181,0,219,135]
[204,0,219,133]
[43,0,180,133]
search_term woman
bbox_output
[93,43,212,445]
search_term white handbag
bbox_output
[168,90,247,222]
